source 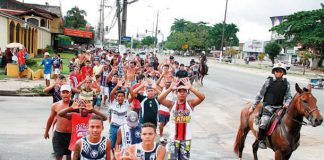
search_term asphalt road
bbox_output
[0,56,323,160]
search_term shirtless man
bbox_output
[44,85,73,160]
[124,61,140,86]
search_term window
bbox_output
[16,23,21,43]
[40,19,46,27]
[27,18,39,26]
[9,21,15,43]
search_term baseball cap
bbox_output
[44,52,50,56]
[126,111,139,127]
[60,85,71,92]
[176,85,188,92]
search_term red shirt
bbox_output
[17,50,26,65]
[81,66,93,80]
[69,73,82,88]
[132,83,145,109]
[69,113,92,151]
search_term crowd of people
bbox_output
[42,49,205,160]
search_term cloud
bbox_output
[24,0,323,43]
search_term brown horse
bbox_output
[234,83,323,160]
[198,58,208,86]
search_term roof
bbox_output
[25,3,62,18]
[0,8,53,19]
[0,0,59,18]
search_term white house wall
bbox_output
[0,16,8,51]
[38,29,51,49]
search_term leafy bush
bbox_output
[26,59,37,66]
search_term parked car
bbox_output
[223,56,232,63]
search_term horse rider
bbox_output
[200,51,207,64]
[250,63,292,149]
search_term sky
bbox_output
[23,0,322,43]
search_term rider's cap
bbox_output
[272,63,287,75]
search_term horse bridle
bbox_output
[290,92,319,125]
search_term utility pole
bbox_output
[101,0,105,43]
[154,10,159,52]
[220,0,229,61]
[117,0,121,44]
[121,0,127,39]
[98,0,106,45]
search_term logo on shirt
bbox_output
[76,123,88,137]
[135,130,141,138]
[172,109,191,123]
[90,150,98,158]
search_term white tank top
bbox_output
[169,101,193,140]
[158,88,175,113]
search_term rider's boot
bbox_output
[258,128,267,149]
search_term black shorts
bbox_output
[159,114,170,124]
[52,131,71,157]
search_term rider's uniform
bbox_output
[253,76,292,129]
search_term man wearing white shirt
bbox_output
[108,80,134,150]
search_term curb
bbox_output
[0,90,49,97]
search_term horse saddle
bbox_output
[254,108,285,136]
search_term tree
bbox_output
[257,52,266,68]
[265,42,282,64]
[208,23,239,50]
[141,36,156,47]
[64,7,93,45]
[270,5,324,68]
[298,51,316,75]
[64,6,87,29]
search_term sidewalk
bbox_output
[0,78,46,96]
[209,57,324,78]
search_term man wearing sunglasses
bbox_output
[250,63,292,149]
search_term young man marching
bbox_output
[73,115,111,160]
[44,85,73,160]
[158,78,205,160]
[58,99,107,154]
[114,123,166,160]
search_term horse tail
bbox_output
[234,104,251,158]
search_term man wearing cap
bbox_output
[44,84,73,160]
[158,78,205,160]
[41,52,54,87]
[250,63,292,149]
[115,111,142,150]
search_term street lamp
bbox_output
[147,5,169,53]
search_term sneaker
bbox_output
[259,140,267,149]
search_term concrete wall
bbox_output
[38,29,51,49]
[0,16,8,51]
